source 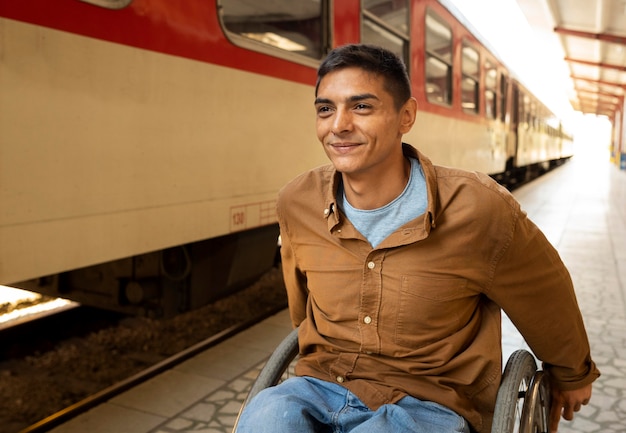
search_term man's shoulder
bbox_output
[434,164,507,192]
[279,164,334,195]
[277,164,335,212]
[432,164,519,211]
[276,165,335,227]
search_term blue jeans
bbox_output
[236,377,470,433]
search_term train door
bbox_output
[484,58,504,171]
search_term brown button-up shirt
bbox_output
[276,144,599,432]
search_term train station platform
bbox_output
[49,147,626,433]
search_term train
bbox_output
[0,0,573,317]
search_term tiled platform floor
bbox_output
[51,150,626,433]
[511,150,626,433]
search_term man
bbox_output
[236,44,599,433]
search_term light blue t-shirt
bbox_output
[338,157,428,248]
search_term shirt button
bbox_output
[364,316,372,324]
[367,261,375,269]
[336,376,344,383]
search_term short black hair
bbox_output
[316,44,411,110]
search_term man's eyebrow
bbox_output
[314,97,333,105]
[314,93,379,105]
[348,93,379,103]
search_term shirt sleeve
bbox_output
[487,206,600,390]
[276,198,309,329]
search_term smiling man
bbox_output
[314,66,415,211]
[235,44,599,433]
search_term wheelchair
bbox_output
[233,328,551,433]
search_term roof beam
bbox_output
[564,57,626,72]
[575,88,622,101]
[554,26,626,45]
[571,75,626,90]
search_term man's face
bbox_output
[314,67,415,178]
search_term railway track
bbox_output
[20,304,287,433]
[0,267,287,433]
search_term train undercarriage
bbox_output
[12,224,280,318]
[493,156,572,190]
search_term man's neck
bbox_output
[342,157,411,210]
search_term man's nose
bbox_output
[331,109,352,135]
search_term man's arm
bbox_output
[277,224,308,327]
[485,204,600,431]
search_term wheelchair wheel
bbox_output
[491,350,551,433]
[519,369,551,433]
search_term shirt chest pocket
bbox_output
[394,275,477,348]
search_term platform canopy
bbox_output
[517,0,626,119]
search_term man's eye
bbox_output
[316,106,333,116]
[355,104,371,110]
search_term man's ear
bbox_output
[399,97,418,134]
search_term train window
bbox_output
[461,42,479,114]
[362,0,410,65]
[219,0,328,63]
[425,10,452,105]
[484,63,497,119]
[78,0,132,9]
